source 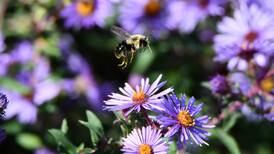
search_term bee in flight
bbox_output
[111,26,151,69]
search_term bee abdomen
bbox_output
[115,40,135,58]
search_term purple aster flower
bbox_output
[214,3,274,70]
[168,0,226,33]
[0,54,12,76]
[119,0,171,38]
[228,72,251,96]
[104,74,173,116]
[121,126,168,154]
[157,94,215,146]
[59,34,74,55]
[128,73,143,87]
[15,57,61,106]
[60,0,112,29]
[209,74,229,94]
[242,0,274,13]
[62,53,103,109]
[0,32,5,53]
[33,79,62,106]
[241,96,274,122]
[0,93,9,118]
[3,90,37,124]
[10,41,34,64]
[35,148,56,154]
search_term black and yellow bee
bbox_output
[111,26,151,69]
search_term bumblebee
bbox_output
[111,26,151,69]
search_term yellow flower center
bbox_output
[132,90,147,104]
[260,77,273,93]
[177,110,195,127]
[76,1,94,16]
[145,0,161,17]
[139,144,152,154]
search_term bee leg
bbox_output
[122,61,128,69]
[118,57,125,67]
[129,50,134,63]
[114,52,122,59]
[121,56,128,69]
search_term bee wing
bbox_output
[111,26,131,40]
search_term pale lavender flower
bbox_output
[168,0,226,33]
[242,0,274,13]
[241,96,274,122]
[0,54,12,76]
[35,148,56,154]
[104,74,173,115]
[119,0,171,38]
[3,90,37,124]
[59,34,74,55]
[63,53,102,109]
[128,73,143,87]
[60,0,112,29]
[228,72,251,96]
[121,126,168,154]
[209,74,229,94]
[157,94,215,146]
[16,57,61,106]
[11,41,34,64]
[33,79,61,106]
[214,3,274,70]
[3,57,61,124]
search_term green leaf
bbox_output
[132,49,155,74]
[213,129,241,154]
[79,110,104,146]
[61,119,68,134]
[2,121,22,135]
[168,141,177,154]
[36,34,60,58]
[0,77,31,95]
[48,129,77,154]
[223,113,241,132]
[16,133,42,150]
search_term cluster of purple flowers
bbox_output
[60,0,113,29]
[59,34,113,110]
[0,41,62,124]
[0,32,112,126]
[60,0,227,38]
[209,1,274,122]
[105,74,215,153]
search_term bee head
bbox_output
[140,37,148,48]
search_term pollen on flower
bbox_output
[132,90,147,104]
[145,0,161,17]
[260,77,273,93]
[76,1,94,16]
[177,110,195,127]
[139,144,152,154]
